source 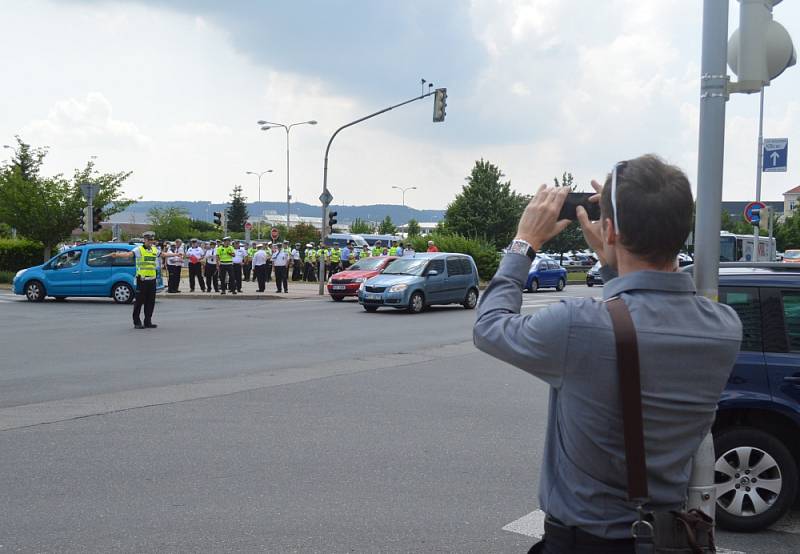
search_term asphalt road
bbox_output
[0,285,797,553]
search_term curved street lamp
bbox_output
[391,185,417,207]
[256,119,317,228]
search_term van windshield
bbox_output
[382,258,427,276]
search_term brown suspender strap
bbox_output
[606,296,649,502]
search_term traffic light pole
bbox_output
[318,89,438,295]
[753,88,765,258]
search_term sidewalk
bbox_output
[163,274,328,300]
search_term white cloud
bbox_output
[24,92,152,150]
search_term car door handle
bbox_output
[784,376,800,384]
[72,270,81,274]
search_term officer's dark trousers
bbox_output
[243,262,252,281]
[133,278,156,326]
[274,266,288,292]
[304,262,316,282]
[232,263,243,292]
[265,262,272,282]
[204,263,219,292]
[188,262,205,292]
[292,262,302,281]
[254,264,266,291]
[219,264,233,293]
[167,265,181,292]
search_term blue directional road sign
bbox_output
[763,138,788,173]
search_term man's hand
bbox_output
[515,185,571,251]
[576,179,606,265]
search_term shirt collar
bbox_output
[603,269,695,299]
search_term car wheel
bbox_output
[363,305,378,312]
[463,288,478,309]
[529,278,539,293]
[408,291,425,314]
[714,427,798,532]
[25,280,45,302]
[112,282,135,304]
[331,295,344,302]
[587,280,594,287]
[556,278,566,291]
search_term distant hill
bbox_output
[108,201,445,225]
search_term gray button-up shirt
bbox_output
[473,253,741,539]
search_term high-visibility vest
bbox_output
[348,251,356,262]
[389,246,398,256]
[331,248,341,262]
[135,245,158,279]
[372,246,382,256]
[247,248,255,258]
[218,245,234,263]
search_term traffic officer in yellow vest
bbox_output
[304,243,316,281]
[371,240,383,257]
[389,244,398,256]
[108,231,172,329]
[330,245,342,275]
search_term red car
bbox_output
[327,256,398,301]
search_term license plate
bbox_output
[366,293,382,301]
[332,285,346,290]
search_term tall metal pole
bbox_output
[753,87,765,258]
[286,128,291,229]
[694,0,730,302]
[687,0,731,520]
[318,89,438,295]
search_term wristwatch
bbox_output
[507,239,536,260]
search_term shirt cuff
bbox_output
[498,252,532,285]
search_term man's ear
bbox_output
[602,217,617,246]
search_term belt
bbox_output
[544,516,634,549]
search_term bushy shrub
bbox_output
[0,239,45,271]
[408,233,499,280]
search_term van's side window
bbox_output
[53,250,82,270]
[719,287,762,352]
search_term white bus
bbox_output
[719,232,776,262]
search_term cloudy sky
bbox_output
[1,0,798,209]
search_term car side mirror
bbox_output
[427,270,438,277]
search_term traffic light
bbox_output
[432,88,447,122]
[728,0,796,94]
[213,211,222,227]
[92,207,103,232]
[751,208,761,227]
[79,207,87,231]
[328,210,338,234]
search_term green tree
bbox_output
[0,138,133,259]
[287,222,321,246]
[776,213,800,252]
[443,159,529,248]
[226,185,248,232]
[148,207,193,240]
[406,218,420,237]
[350,217,371,234]
[378,215,396,235]
[541,172,587,262]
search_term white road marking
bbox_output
[503,510,746,554]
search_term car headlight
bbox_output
[388,283,408,293]
[354,277,366,283]
[359,282,366,292]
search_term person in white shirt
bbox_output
[271,243,289,293]
[185,238,206,292]
[291,243,302,281]
[203,241,219,292]
[232,240,246,293]
[251,243,269,292]
[165,239,185,293]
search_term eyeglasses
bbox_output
[610,161,628,235]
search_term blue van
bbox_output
[357,253,479,313]
[12,243,164,303]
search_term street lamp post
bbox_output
[391,185,417,207]
[256,119,317,229]
[246,170,273,239]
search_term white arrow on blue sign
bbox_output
[763,138,788,173]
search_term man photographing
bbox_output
[473,155,742,553]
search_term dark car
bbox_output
[586,261,604,287]
[684,263,800,531]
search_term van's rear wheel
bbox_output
[112,282,135,304]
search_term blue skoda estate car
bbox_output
[12,243,164,303]
[358,253,479,313]
[680,263,800,532]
